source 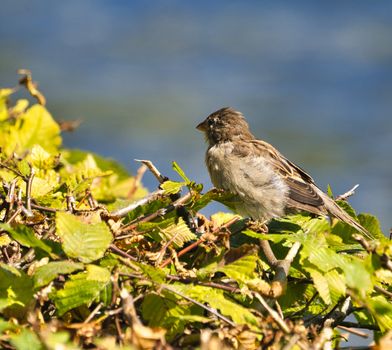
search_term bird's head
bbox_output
[196,107,254,145]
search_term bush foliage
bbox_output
[0,76,391,349]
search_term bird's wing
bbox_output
[250,140,324,208]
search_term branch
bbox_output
[134,159,167,184]
[253,292,290,333]
[336,184,359,201]
[119,191,193,233]
[109,189,165,219]
[259,238,302,298]
[336,325,369,339]
[110,244,137,261]
[25,166,35,214]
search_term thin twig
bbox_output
[83,302,103,324]
[336,325,369,338]
[259,239,278,266]
[160,216,240,268]
[25,166,35,213]
[374,285,392,298]
[127,164,148,198]
[18,69,46,105]
[162,285,236,327]
[134,159,167,184]
[285,241,302,262]
[120,191,193,233]
[282,334,301,350]
[110,189,165,219]
[30,203,60,213]
[5,179,17,221]
[165,274,241,293]
[336,184,359,201]
[260,238,302,298]
[253,292,290,333]
[110,244,137,261]
[6,207,22,224]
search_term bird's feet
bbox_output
[246,219,268,233]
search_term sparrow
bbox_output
[196,107,373,239]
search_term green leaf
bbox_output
[324,269,346,303]
[357,213,385,240]
[33,261,84,288]
[10,328,43,350]
[211,212,239,227]
[171,284,259,327]
[217,254,259,285]
[63,149,130,181]
[306,265,331,304]
[53,265,111,315]
[160,217,197,248]
[0,88,14,121]
[0,264,34,318]
[137,262,166,283]
[327,184,334,198]
[56,212,112,263]
[368,295,392,332]
[142,292,203,340]
[172,161,190,183]
[12,104,62,154]
[0,224,54,257]
[160,180,185,195]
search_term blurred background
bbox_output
[1,0,391,236]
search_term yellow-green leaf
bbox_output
[56,212,112,263]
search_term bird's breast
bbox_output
[205,142,289,221]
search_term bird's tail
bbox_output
[322,194,374,240]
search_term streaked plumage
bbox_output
[196,107,373,239]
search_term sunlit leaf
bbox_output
[0,224,54,257]
[11,104,61,154]
[53,265,111,315]
[0,264,34,318]
[33,261,84,288]
[10,328,43,350]
[172,161,190,183]
[171,284,259,327]
[56,212,112,263]
[218,254,259,285]
[160,217,197,248]
[160,180,184,195]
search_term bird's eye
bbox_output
[207,118,214,126]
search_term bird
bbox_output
[196,107,373,239]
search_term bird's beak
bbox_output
[196,120,208,132]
